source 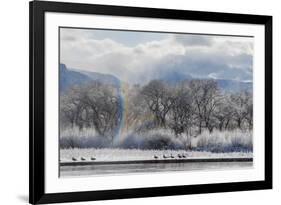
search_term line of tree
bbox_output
[60,79,253,141]
[60,82,122,141]
[140,80,252,136]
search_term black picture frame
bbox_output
[29,1,272,204]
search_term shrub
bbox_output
[60,127,111,149]
[117,129,185,150]
[193,129,252,152]
[60,127,253,153]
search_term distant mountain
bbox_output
[60,64,121,92]
[156,71,193,85]
[60,64,92,92]
[216,79,252,93]
[60,64,252,93]
[74,69,120,87]
[156,70,252,92]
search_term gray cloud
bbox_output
[173,34,213,47]
[60,28,253,84]
[153,54,251,80]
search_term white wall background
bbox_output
[0,0,279,204]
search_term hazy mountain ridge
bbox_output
[60,64,92,92]
[72,69,120,87]
[60,64,121,92]
[216,79,252,93]
[155,70,252,92]
[155,71,193,85]
[60,64,252,93]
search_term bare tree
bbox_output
[188,79,221,133]
[245,97,253,129]
[213,94,234,131]
[230,91,252,130]
[60,83,122,141]
[81,83,121,140]
[141,80,175,128]
[168,85,194,136]
[60,86,86,128]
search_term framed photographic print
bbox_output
[29,0,272,204]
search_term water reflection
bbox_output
[60,161,253,177]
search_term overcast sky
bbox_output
[60,27,253,84]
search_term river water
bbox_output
[60,161,253,177]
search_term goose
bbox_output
[154,155,158,159]
[182,154,186,158]
[81,157,86,161]
[91,157,96,161]
[177,154,182,159]
[72,157,77,161]
[170,154,175,159]
[163,154,169,159]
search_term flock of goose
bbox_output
[72,157,96,161]
[154,153,188,159]
[70,153,189,161]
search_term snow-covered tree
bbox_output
[230,91,253,130]
[141,80,175,128]
[188,79,221,133]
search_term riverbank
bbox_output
[60,157,253,167]
[60,148,253,164]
